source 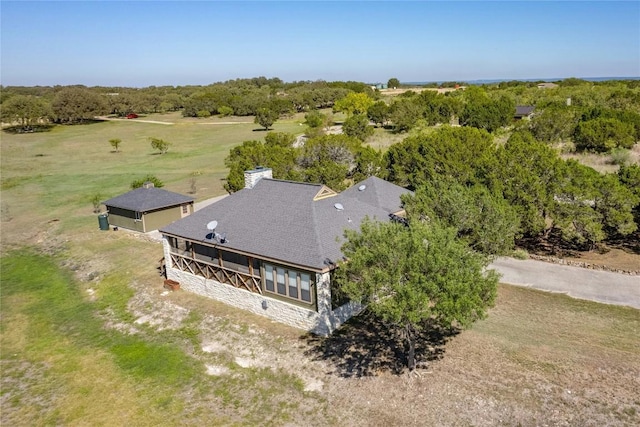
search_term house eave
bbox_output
[160,231,333,273]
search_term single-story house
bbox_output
[537,82,558,89]
[514,105,535,120]
[160,168,411,335]
[103,183,194,232]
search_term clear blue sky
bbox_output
[1,1,639,87]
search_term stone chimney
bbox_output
[244,166,273,189]
[142,181,155,189]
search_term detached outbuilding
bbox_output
[103,183,194,232]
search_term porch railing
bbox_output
[169,252,262,294]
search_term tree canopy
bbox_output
[0,94,51,130]
[387,78,400,89]
[335,219,498,371]
[254,107,278,130]
[342,114,373,141]
[402,176,519,255]
[51,87,107,123]
[333,92,375,116]
[149,137,171,154]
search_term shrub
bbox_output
[608,148,631,166]
[196,110,211,118]
[131,175,164,189]
[218,106,233,117]
[149,137,171,154]
[512,248,529,260]
[90,193,103,213]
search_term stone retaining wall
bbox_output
[527,254,640,276]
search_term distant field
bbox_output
[0,113,304,249]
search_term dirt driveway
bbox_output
[491,257,640,309]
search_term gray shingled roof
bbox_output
[515,105,535,117]
[160,178,411,270]
[103,187,194,212]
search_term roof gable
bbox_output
[104,187,194,212]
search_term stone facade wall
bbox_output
[162,237,360,335]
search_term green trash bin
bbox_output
[98,213,109,231]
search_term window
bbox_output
[288,273,298,299]
[265,264,274,292]
[221,251,249,273]
[276,267,286,295]
[193,243,218,263]
[300,273,311,302]
[263,263,313,304]
[182,204,189,214]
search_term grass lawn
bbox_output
[1,115,639,425]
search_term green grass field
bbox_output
[1,115,639,425]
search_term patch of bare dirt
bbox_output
[122,274,639,426]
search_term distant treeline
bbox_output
[0,77,375,123]
[2,77,640,156]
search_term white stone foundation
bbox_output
[162,237,361,335]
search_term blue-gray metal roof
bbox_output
[103,187,194,212]
[160,178,411,270]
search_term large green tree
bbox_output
[333,92,375,116]
[388,98,422,132]
[335,219,498,371]
[0,95,51,130]
[402,176,519,255]
[553,160,638,247]
[342,114,373,141]
[459,88,514,132]
[529,106,577,143]
[51,87,107,123]
[385,126,496,190]
[367,101,390,127]
[298,134,361,190]
[573,117,635,152]
[224,132,300,193]
[387,78,400,89]
[491,131,563,237]
[254,107,278,130]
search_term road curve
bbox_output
[490,257,640,310]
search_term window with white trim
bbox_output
[263,263,313,303]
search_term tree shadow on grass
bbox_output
[302,309,459,377]
[2,124,55,134]
[252,127,270,132]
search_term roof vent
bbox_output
[334,203,344,211]
[358,184,366,191]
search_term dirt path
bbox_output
[96,116,256,126]
[96,116,174,125]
